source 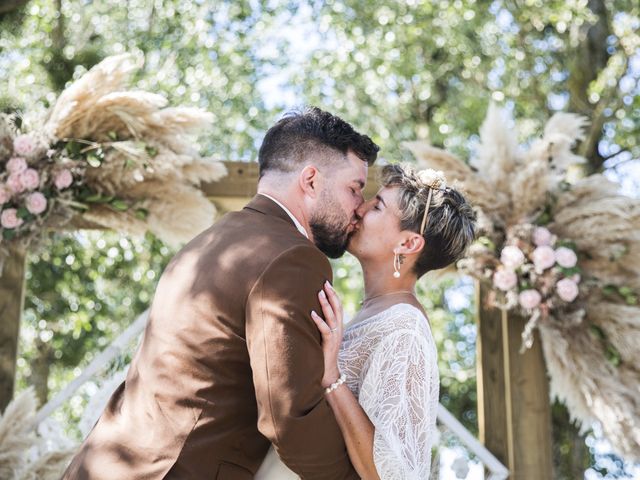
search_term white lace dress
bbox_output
[255,303,440,479]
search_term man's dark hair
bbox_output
[258,107,379,178]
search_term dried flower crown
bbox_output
[417,169,447,235]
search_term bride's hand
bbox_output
[311,281,344,388]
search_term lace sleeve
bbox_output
[357,313,439,480]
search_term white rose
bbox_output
[518,289,542,310]
[501,245,526,269]
[493,268,518,291]
[417,168,447,189]
[532,226,553,246]
[555,247,578,268]
[556,278,579,302]
[532,246,556,273]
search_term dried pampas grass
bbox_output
[402,141,510,228]
[406,103,640,459]
[473,103,520,193]
[0,389,73,480]
[0,389,37,479]
[42,53,227,246]
[551,174,640,292]
[18,450,75,480]
[540,316,640,461]
[45,54,143,140]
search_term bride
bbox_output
[256,164,476,479]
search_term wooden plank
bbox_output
[505,314,553,479]
[0,244,26,412]
[477,280,553,479]
[476,281,510,467]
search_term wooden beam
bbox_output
[506,314,553,479]
[0,244,26,412]
[201,161,382,213]
[476,281,510,467]
[477,281,553,479]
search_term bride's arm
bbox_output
[311,283,381,480]
[322,378,381,480]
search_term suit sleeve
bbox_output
[246,244,358,479]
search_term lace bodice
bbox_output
[338,303,439,480]
[255,303,439,480]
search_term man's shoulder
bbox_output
[254,241,332,293]
[214,208,330,272]
[268,241,330,271]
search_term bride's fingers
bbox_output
[323,282,342,325]
[318,290,336,329]
[311,310,331,337]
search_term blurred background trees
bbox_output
[1,0,638,477]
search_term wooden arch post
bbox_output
[0,244,27,412]
[476,282,553,479]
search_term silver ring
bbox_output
[330,327,338,333]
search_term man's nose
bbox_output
[355,200,369,220]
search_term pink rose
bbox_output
[518,289,542,310]
[6,173,25,193]
[556,278,579,302]
[533,226,554,247]
[493,268,518,291]
[0,185,10,205]
[532,246,556,272]
[7,157,29,174]
[6,157,28,174]
[54,169,73,190]
[500,245,526,269]
[25,192,47,215]
[1,208,23,229]
[13,134,36,157]
[20,168,40,190]
[555,247,578,268]
[571,274,581,284]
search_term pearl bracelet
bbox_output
[325,373,346,395]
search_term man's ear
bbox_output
[299,165,320,197]
[397,232,425,256]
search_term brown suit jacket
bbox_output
[63,195,358,480]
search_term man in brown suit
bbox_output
[62,107,379,479]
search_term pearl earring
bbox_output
[393,251,401,278]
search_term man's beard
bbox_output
[309,192,353,259]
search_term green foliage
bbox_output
[0,0,290,158]
[292,0,639,173]
[17,232,174,404]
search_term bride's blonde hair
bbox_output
[381,163,476,277]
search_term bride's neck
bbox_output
[362,261,417,300]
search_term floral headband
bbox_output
[416,169,447,236]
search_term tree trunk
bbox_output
[53,0,65,51]
[0,244,27,413]
[551,401,591,479]
[567,0,611,172]
[29,338,53,406]
[0,0,29,15]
